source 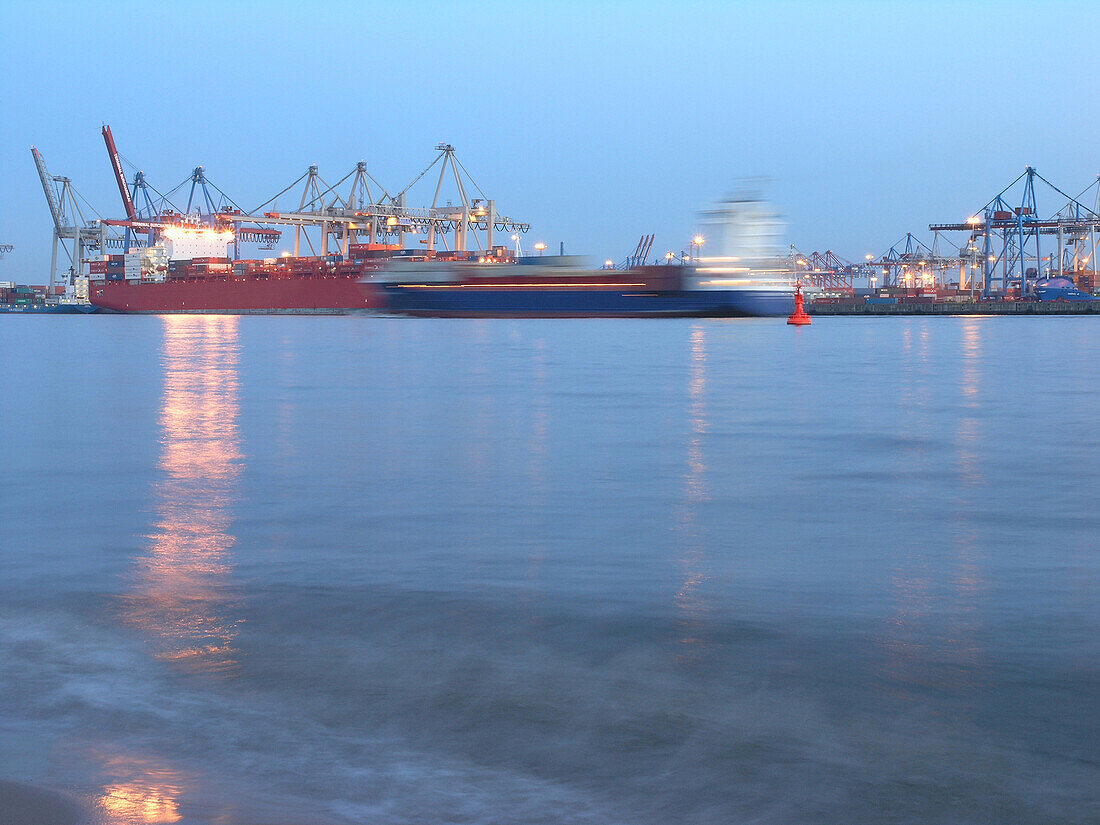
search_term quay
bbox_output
[809,300,1100,316]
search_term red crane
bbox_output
[102,125,137,220]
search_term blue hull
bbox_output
[0,304,98,314]
[379,287,794,317]
[1035,287,1096,302]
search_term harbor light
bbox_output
[534,242,547,256]
[604,259,614,268]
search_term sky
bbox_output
[2,0,1099,277]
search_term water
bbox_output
[1,315,1097,824]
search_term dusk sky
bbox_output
[2,0,1099,275]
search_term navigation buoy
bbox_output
[787,282,811,325]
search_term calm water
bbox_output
[1,315,1097,824]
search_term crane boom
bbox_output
[102,125,138,220]
[31,147,64,231]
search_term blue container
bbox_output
[866,297,898,305]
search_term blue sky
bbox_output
[2,0,1099,276]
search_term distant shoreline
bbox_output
[810,300,1100,315]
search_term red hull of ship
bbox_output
[91,275,385,314]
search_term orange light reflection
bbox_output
[96,757,185,824]
[123,315,243,675]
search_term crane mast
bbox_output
[102,125,138,221]
[32,146,64,232]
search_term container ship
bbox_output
[88,234,393,314]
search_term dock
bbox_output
[809,300,1100,316]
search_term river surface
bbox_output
[1,315,1097,824]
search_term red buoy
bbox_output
[787,281,811,325]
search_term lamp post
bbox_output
[665,251,674,265]
[534,242,547,257]
[692,235,704,262]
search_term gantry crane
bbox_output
[231,144,529,258]
[98,125,280,254]
[31,146,105,289]
[868,233,965,290]
[787,247,859,293]
[930,167,1100,297]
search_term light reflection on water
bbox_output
[97,756,185,825]
[1,316,1097,825]
[122,315,243,674]
[675,325,711,660]
[879,319,991,699]
[98,316,245,823]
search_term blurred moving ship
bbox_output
[368,197,796,318]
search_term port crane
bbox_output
[623,234,655,268]
[930,167,1100,297]
[395,143,530,254]
[100,124,281,254]
[787,247,859,293]
[867,233,965,290]
[31,146,107,290]
[235,144,530,258]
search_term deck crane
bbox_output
[31,146,105,290]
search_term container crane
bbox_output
[31,146,105,289]
[787,247,857,293]
[929,167,1100,297]
[235,145,528,258]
